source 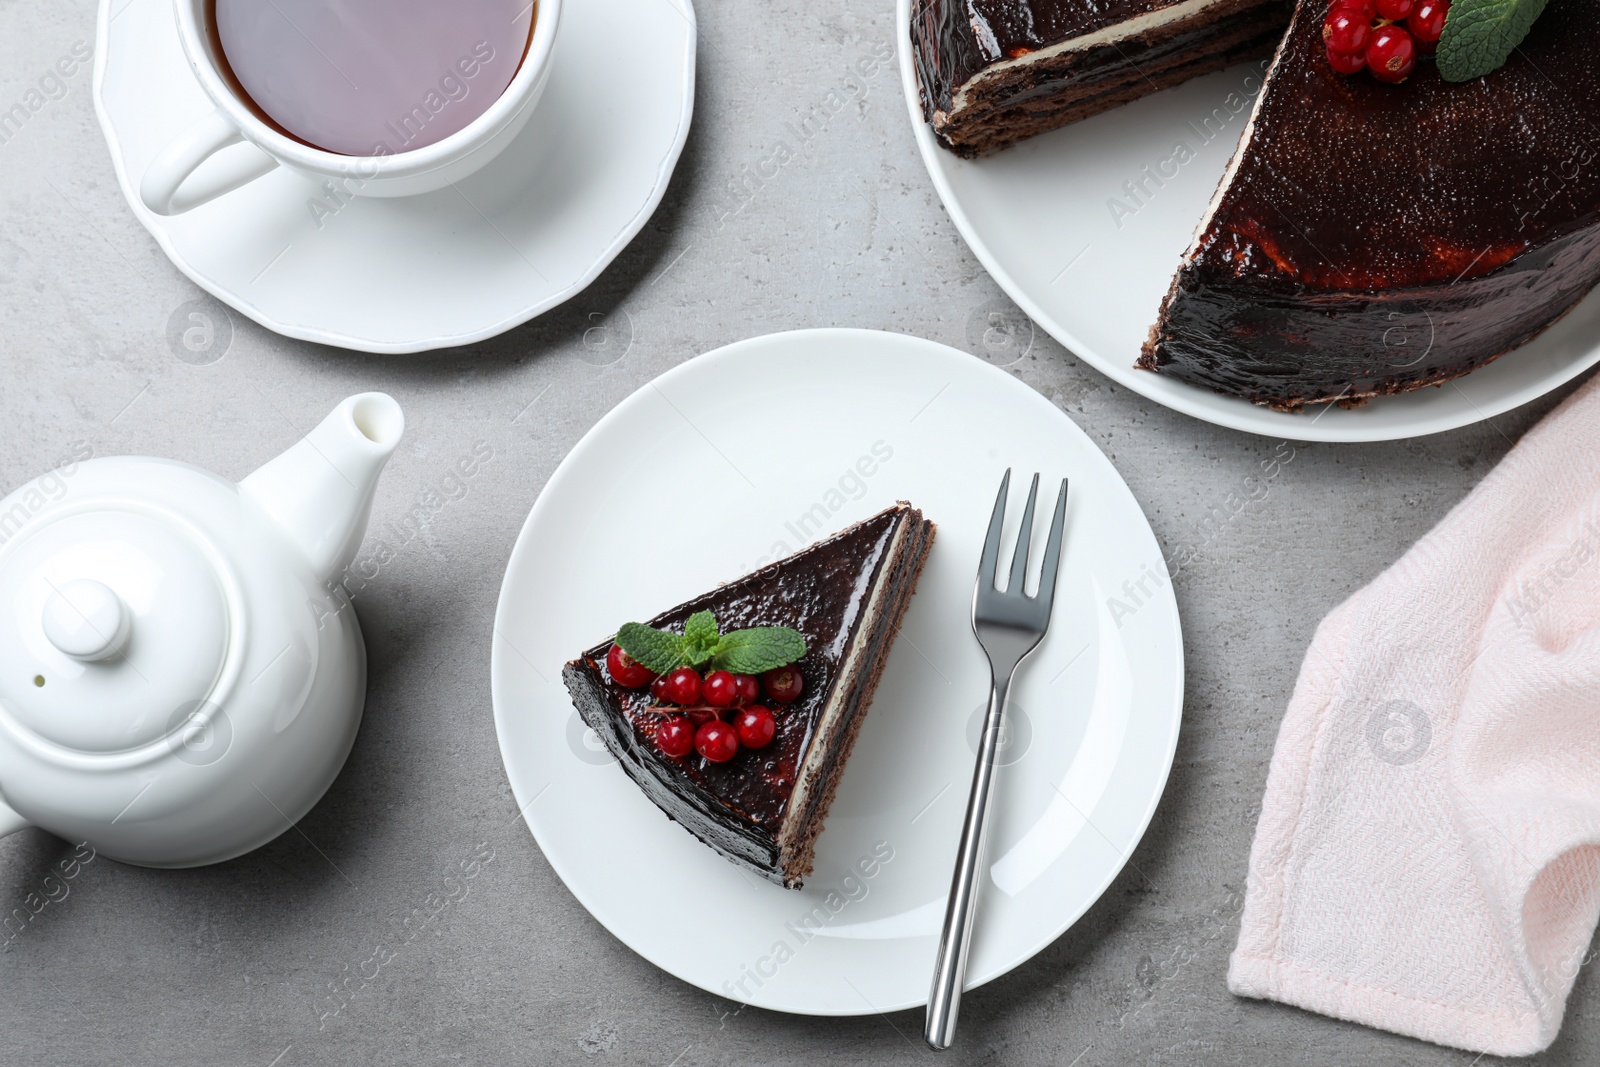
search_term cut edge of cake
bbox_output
[1137,0,1292,370]
[914,0,1289,157]
[774,504,935,884]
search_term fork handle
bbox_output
[925,666,1014,1050]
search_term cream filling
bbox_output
[777,515,916,862]
[1178,1,1297,262]
[945,0,1243,118]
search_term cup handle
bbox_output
[139,108,279,216]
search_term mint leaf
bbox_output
[617,616,804,676]
[615,623,684,675]
[711,627,807,675]
[1436,0,1547,82]
[682,610,720,668]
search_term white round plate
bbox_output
[894,0,1600,442]
[93,0,695,353]
[492,329,1183,1014]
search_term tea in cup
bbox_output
[140,0,560,215]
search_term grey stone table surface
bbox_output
[1,1,1595,1065]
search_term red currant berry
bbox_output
[661,666,703,706]
[656,716,695,758]
[1322,9,1370,55]
[606,644,656,689]
[649,674,669,702]
[763,665,804,704]
[1327,45,1368,73]
[1331,0,1376,15]
[734,705,776,749]
[1374,0,1413,19]
[703,670,740,708]
[1407,0,1448,50]
[733,674,761,706]
[695,720,740,762]
[1366,24,1416,82]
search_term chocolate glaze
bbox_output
[923,3,1287,156]
[1141,0,1600,408]
[563,505,934,886]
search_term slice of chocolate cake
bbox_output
[912,0,1291,157]
[563,503,935,888]
[1139,0,1600,410]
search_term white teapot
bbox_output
[0,394,403,866]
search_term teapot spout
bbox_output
[240,394,404,585]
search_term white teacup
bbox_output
[140,0,561,216]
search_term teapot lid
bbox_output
[0,502,238,757]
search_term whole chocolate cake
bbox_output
[563,504,935,888]
[1140,0,1600,410]
[912,0,1291,157]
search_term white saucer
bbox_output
[895,0,1600,442]
[491,329,1183,1014]
[93,0,695,353]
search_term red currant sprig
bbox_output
[1322,0,1447,83]
[637,664,784,762]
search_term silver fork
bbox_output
[925,469,1069,1051]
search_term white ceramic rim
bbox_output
[171,0,562,179]
[92,0,697,353]
[489,328,1185,1014]
[892,0,1600,443]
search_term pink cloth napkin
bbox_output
[1230,373,1600,1057]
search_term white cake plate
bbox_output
[895,0,1600,442]
[492,329,1184,1014]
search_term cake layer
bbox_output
[913,0,1289,156]
[564,504,935,887]
[776,509,934,882]
[1141,0,1600,409]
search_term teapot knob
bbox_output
[42,579,131,663]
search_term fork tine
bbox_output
[1034,479,1069,611]
[977,469,1011,592]
[1007,473,1040,595]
